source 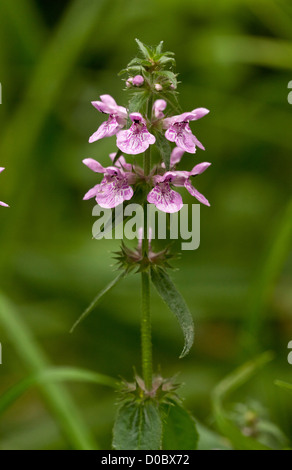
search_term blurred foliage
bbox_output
[0,0,292,449]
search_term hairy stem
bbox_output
[140,92,154,390]
[141,270,152,390]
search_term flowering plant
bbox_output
[74,40,211,450]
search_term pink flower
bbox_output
[83,157,136,209]
[153,99,167,120]
[0,168,9,208]
[89,95,127,143]
[163,108,209,154]
[147,162,211,213]
[132,75,144,86]
[116,113,156,155]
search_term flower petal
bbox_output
[83,158,105,173]
[83,184,101,200]
[184,180,210,206]
[153,99,167,119]
[170,147,185,167]
[116,127,155,155]
[91,94,118,114]
[89,116,121,143]
[147,183,183,213]
[109,152,132,171]
[190,162,211,176]
[164,126,177,143]
[129,112,146,125]
[190,132,205,151]
[95,179,133,208]
[190,107,210,120]
[175,128,197,154]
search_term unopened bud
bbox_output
[154,83,162,91]
[132,75,144,86]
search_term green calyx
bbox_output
[117,373,181,404]
[113,241,175,273]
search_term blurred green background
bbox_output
[0,0,292,450]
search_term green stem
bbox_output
[140,92,154,391]
[141,270,152,390]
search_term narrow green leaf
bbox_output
[150,267,194,358]
[127,57,144,67]
[275,380,292,393]
[212,352,274,450]
[160,400,199,450]
[0,367,116,416]
[157,70,178,87]
[119,65,143,76]
[154,132,171,170]
[113,401,162,450]
[70,270,127,332]
[135,38,152,59]
[243,198,292,354]
[0,292,97,450]
[128,91,149,114]
[158,56,176,66]
[155,41,164,55]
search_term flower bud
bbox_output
[126,77,133,87]
[154,83,162,91]
[132,75,144,86]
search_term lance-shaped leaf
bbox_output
[150,267,194,358]
[154,131,171,170]
[70,270,127,332]
[160,399,199,450]
[156,70,178,88]
[0,367,116,417]
[155,40,164,55]
[128,90,149,114]
[275,380,292,394]
[135,38,153,59]
[113,400,162,450]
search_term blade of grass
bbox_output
[0,0,106,259]
[214,35,292,70]
[242,199,292,355]
[0,0,46,58]
[0,291,98,450]
[275,380,292,394]
[0,367,116,416]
